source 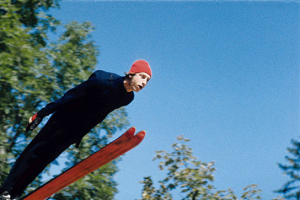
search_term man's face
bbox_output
[130,72,151,92]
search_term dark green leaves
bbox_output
[0,0,127,199]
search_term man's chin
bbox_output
[132,86,141,92]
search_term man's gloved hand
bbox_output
[26,113,43,132]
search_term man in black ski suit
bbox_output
[0,60,152,200]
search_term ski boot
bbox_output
[10,196,19,200]
[0,188,11,200]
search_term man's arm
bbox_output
[26,72,99,132]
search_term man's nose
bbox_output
[143,80,147,85]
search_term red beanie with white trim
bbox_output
[129,60,152,77]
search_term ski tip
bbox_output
[125,127,136,137]
[136,130,146,139]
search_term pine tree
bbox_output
[277,138,300,199]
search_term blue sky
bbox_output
[49,1,299,199]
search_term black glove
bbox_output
[26,109,46,132]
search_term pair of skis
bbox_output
[21,127,145,200]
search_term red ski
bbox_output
[21,127,145,200]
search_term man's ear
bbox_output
[128,74,135,79]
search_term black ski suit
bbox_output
[2,70,134,197]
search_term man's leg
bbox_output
[1,115,76,198]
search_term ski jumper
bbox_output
[2,70,134,197]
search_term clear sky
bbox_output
[49,1,299,199]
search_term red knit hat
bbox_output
[129,60,152,77]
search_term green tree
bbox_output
[140,136,284,200]
[1,0,61,182]
[276,138,300,199]
[0,0,127,199]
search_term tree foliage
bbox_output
[140,136,284,200]
[277,138,300,199]
[0,0,128,199]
